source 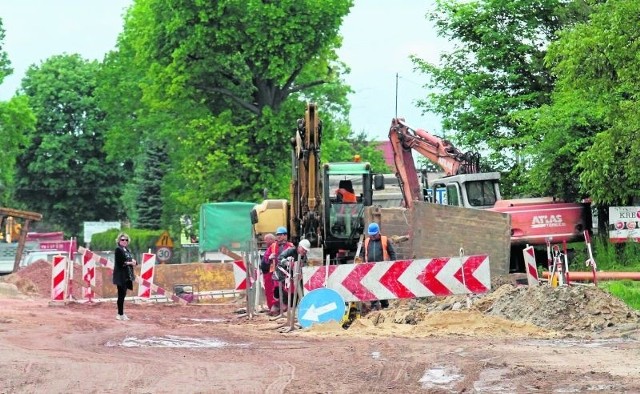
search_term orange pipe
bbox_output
[542,271,640,281]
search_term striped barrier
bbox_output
[523,246,539,286]
[137,253,156,298]
[51,255,67,301]
[82,250,96,301]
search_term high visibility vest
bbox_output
[364,236,389,262]
[267,241,293,272]
[336,188,357,203]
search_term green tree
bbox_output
[14,54,124,236]
[134,138,169,229]
[413,0,598,198]
[98,0,355,230]
[0,19,36,205]
[541,0,640,206]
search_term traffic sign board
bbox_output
[156,246,172,262]
[156,231,174,248]
[297,288,346,328]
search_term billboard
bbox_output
[609,206,640,243]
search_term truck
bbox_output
[252,103,380,264]
[388,117,591,271]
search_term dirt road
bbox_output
[1,289,640,393]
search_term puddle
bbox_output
[419,365,463,391]
[105,335,250,348]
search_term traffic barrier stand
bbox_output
[82,249,96,302]
[50,255,68,305]
[584,230,598,285]
[66,255,76,301]
[137,253,156,298]
[522,245,539,286]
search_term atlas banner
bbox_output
[39,239,77,259]
[302,255,491,303]
[609,206,640,243]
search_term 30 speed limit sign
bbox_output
[156,247,173,262]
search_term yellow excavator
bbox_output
[0,208,43,273]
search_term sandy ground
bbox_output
[1,264,640,393]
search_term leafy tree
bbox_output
[98,0,355,231]
[542,0,640,206]
[413,0,598,198]
[0,96,35,204]
[14,54,124,236]
[0,18,36,205]
[0,20,11,83]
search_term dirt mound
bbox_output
[0,260,50,297]
[482,284,640,333]
[366,283,640,337]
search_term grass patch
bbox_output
[599,280,640,311]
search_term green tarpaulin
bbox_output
[199,202,256,253]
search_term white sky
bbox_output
[0,0,449,141]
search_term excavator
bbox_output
[252,103,379,264]
[289,103,378,263]
[388,117,592,271]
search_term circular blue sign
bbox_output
[297,288,346,328]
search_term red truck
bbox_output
[388,118,591,271]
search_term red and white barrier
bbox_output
[584,230,597,285]
[82,250,96,301]
[303,255,491,303]
[233,260,248,291]
[522,246,539,286]
[137,253,156,298]
[51,255,67,301]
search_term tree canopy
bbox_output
[14,54,124,235]
[413,0,598,199]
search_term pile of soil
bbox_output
[373,283,640,337]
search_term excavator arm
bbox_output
[290,103,323,246]
[389,118,479,208]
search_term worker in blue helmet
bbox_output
[263,226,293,315]
[360,222,396,310]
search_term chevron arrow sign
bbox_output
[302,255,491,302]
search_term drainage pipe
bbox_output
[542,271,640,281]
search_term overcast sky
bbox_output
[0,0,449,141]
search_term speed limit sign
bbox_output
[156,247,173,262]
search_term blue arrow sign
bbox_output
[297,288,346,328]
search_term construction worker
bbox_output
[362,222,396,310]
[276,238,311,309]
[263,226,294,315]
[336,180,357,203]
[259,233,276,312]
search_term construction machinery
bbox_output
[289,103,378,263]
[251,103,379,264]
[0,208,43,274]
[388,118,591,271]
